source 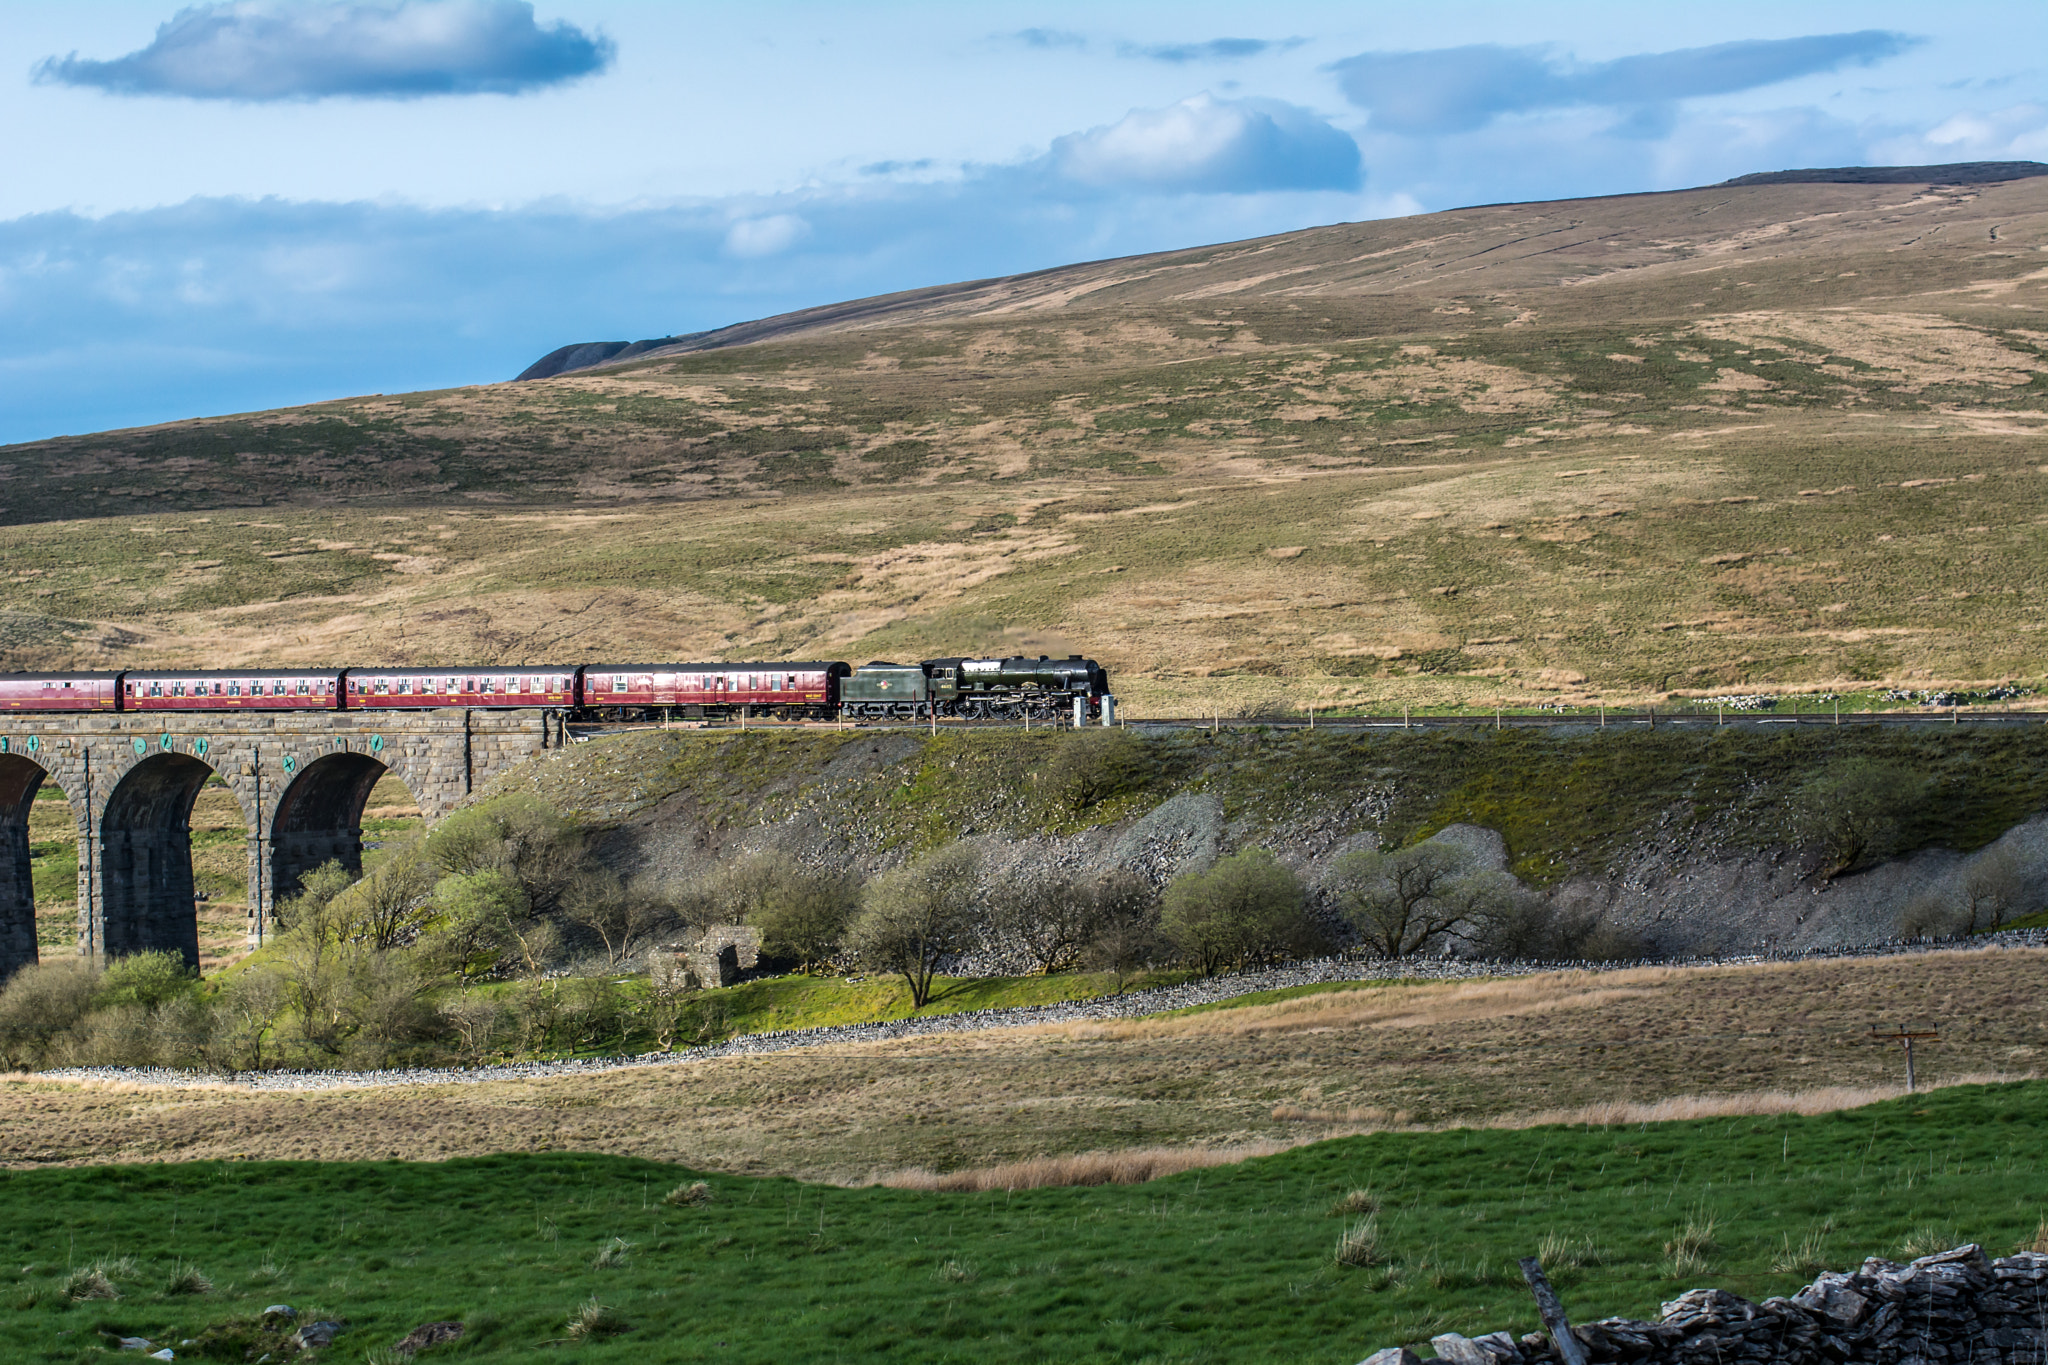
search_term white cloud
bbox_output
[1048,93,1360,194]
[1868,104,2048,164]
[724,214,812,259]
[36,0,613,101]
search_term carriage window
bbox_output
[480,678,494,694]
[614,675,626,690]
[374,679,388,694]
[296,679,309,695]
[171,681,184,697]
[213,682,224,696]
[396,679,411,695]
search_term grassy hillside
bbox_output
[6,950,2043,1177]
[4,1081,2045,1363]
[0,177,2043,710]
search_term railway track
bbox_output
[567,707,2048,740]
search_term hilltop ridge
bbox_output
[518,161,2048,379]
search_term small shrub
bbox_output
[936,1259,977,1283]
[1329,1189,1380,1217]
[164,1264,214,1296]
[566,1297,627,1341]
[1334,1216,1383,1268]
[62,1267,118,1301]
[591,1236,635,1269]
[663,1180,714,1207]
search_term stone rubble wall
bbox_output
[648,924,762,990]
[1364,1246,2048,1365]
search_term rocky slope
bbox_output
[483,722,2048,957]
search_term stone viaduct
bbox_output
[0,709,567,980]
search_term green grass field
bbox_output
[4,1081,2042,1364]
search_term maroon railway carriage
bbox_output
[0,672,121,712]
[344,666,576,710]
[124,669,342,711]
[582,661,848,719]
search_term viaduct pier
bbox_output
[0,709,560,979]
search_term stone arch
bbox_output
[98,752,221,970]
[268,752,420,909]
[0,754,71,982]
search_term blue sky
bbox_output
[4,1,2046,446]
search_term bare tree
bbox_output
[1960,844,2032,932]
[748,869,860,974]
[443,995,508,1065]
[988,861,1103,975]
[204,970,286,1074]
[1327,843,1480,958]
[847,843,982,1007]
[1902,845,2036,940]
[333,845,438,950]
[1082,870,1161,992]
[563,871,673,968]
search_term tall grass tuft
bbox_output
[62,1267,118,1301]
[1900,1224,1962,1259]
[1334,1216,1383,1268]
[663,1180,714,1207]
[1770,1222,1833,1277]
[2021,1218,2048,1256]
[591,1237,635,1270]
[1663,1216,1718,1280]
[936,1259,977,1283]
[1539,1231,1605,1271]
[566,1297,627,1341]
[1330,1188,1380,1217]
[164,1264,213,1296]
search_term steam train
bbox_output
[0,654,1113,723]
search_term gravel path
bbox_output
[41,929,2048,1094]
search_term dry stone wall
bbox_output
[1364,1246,2048,1365]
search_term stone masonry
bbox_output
[0,708,566,979]
[1365,1245,2048,1365]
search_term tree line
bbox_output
[0,794,1639,1073]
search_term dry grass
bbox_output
[878,1143,1291,1192]
[2,948,2045,1181]
[1496,1076,2025,1130]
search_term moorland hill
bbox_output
[2,166,2046,712]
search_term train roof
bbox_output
[0,671,124,680]
[344,664,578,673]
[120,667,342,678]
[584,661,851,671]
